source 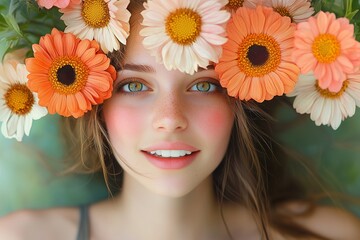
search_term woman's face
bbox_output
[103,21,234,198]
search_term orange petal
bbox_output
[64,33,77,55]
[75,92,88,111]
[66,94,78,114]
[43,34,58,59]
[76,39,91,57]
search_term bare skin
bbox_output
[1,199,360,240]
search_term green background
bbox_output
[0,115,108,216]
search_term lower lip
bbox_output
[143,151,199,169]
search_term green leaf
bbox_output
[346,10,359,20]
[0,38,11,61]
[312,0,322,13]
[1,13,21,36]
[8,0,21,15]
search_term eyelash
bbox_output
[190,79,221,93]
[115,78,150,94]
[115,78,222,94]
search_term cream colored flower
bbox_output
[140,0,230,74]
[60,0,131,53]
[0,62,47,141]
[287,70,360,130]
[262,0,314,23]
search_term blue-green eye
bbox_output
[190,81,218,92]
[121,81,149,92]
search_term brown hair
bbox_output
[62,1,331,239]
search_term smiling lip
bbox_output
[142,142,199,169]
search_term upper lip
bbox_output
[142,142,199,152]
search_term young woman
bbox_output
[0,0,360,239]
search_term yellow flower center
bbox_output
[315,80,349,99]
[165,8,202,45]
[312,34,340,63]
[226,0,244,10]
[237,33,281,77]
[273,6,293,21]
[81,0,110,28]
[5,84,34,115]
[49,56,89,95]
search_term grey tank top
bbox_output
[76,205,90,240]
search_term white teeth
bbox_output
[149,150,192,157]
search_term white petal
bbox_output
[293,92,318,113]
[341,93,356,117]
[7,114,19,136]
[4,64,18,84]
[320,99,332,125]
[330,100,343,130]
[310,97,325,122]
[0,104,11,121]
[16,64,29,84]
[1,121,10,138]
[30,104,48,120]
[16,116,25,141]
[24,115,33,136]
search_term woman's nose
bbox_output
[152,92,188,132]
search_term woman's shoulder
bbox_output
[225,201,360,240]
[0,207,80,240]
[281,201,360,240]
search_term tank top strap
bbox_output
[76,205,90,240]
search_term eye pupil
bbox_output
[197,82,210,92]
[129,82,142,92]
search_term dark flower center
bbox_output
[57,65,76,86]
[247,44,269,66]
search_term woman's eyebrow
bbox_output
[122,63,156,73]
[121,64,214,73]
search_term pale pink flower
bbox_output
[292,11,360,93]
[37,0,81,9]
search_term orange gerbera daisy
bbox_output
[215,6,299,102]
[26,28,116,118]
[292,11,360,92]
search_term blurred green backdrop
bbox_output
[0,104,359,217]
[275,101,360,216]
[0,115,108,216]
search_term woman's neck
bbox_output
[101,174,229,240]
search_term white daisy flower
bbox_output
[262,0,314,23]
[140,0,230,74]
[60,0,131,53]
[287,71,360,130]
[0,62,48,141]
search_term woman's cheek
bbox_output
[196,107,234,139]
[105,105,146,138]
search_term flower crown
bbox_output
[0,0,359,141]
